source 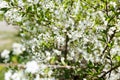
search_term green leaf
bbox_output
[0,14,4,21]
[115,32,120,37]
[26,6,32,13]
[0,8,10,13]
[22,0,27,2]
[4,0,10,2]
[115,56,120,62]
[107,43,111,47]
[87,61,94,68]
[49,56,56,64]
[44,68,50,75]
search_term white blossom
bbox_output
[106,72,120,80]
[108,27,116,35]
[12,43,25,55]
[83,78,87,80]
[1,0,120,79]
[53,49,61,55]
[16,16,22,22]
[104,21,108,26]
[0,1,9,8]
[39,64,47,75]
[109,1,117,8]
[1,49,10,59]
[39,78,55,80]
[5,70,12,80]
[45,51,51,56]
[27,0,33,3]
[34,74,40,80]
[108,30,114,35]
[18,0,24,7]
[48,70,53,77]
[25,60,39,74]
[11,72,21,80]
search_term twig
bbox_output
[105,0,108,16]
[64,32,69,61]
[0,63,25,69]
[0,63,75,69]
[99,63,120,78]
[100,29,116,57]
[48,65,75,69]
[100,0,116,57]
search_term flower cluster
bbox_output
[1,0,120,80]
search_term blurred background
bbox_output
[0,21,19,80]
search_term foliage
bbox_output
[1,0,120,80]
